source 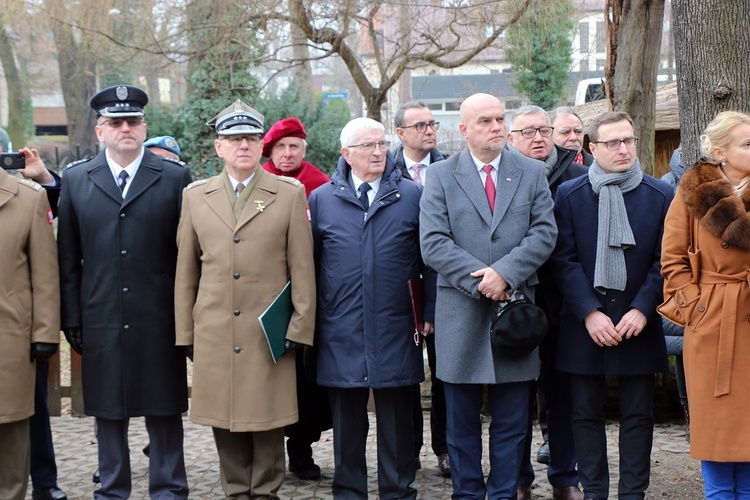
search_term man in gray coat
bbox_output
[420,93,557,499]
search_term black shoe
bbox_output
[92,468,100,484]
[536,440,551,464]
[437,453,451,478]
[289,455,321,480]
[32,486,68,500]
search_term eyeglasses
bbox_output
[510,126,554,139]
[99,117,145,128]
[347,141,391,152]
[400,121,440,133]
[222,135,261,146]
[592,137,639,150]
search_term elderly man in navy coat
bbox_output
[420,93,557,499]
[550,111,671,500]
[310,117,436,499]
[57,85,192,499]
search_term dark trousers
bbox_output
[285,349,332,461]
[329,386,417,500]
[30,360,58,490]
[95,415,188,499]
[570,374,655,500]
[412,334,448,459]
[445,381,530,500]
[519,330,579,488]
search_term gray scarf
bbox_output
[588,158,643,293]
[506,143,557,179]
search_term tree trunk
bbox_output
[605,0,665,175]
[288,0,314,110]
[672,0,750,167]
[0,27,26,148]
[49,17,98,157]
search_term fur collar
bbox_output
[680,161,750,249]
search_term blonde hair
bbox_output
[700,111,750,162]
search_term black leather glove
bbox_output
[180,345,194,361]
[31,342,58,362]
[64,327,83,355]
[284,339,305,353]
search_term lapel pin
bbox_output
[506,178,512,182]
[254,200,265,212]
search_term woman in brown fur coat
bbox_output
[661,111,750,499]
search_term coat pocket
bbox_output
[657,284,700,327]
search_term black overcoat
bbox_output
[58,149,191,418]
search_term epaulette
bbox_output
[186,179,210,190]
[18,178,42,191]
[162,157,188,168]
[277,175,303,187]
[64,157,93,170]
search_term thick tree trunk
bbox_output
[605,0,665,175]
[672,0,750,167]
[0,27,26,148]
[50,21,98,157]
[288,0,314,109]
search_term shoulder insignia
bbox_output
[64,157,93,170]
[186,179,210,190]
[276,175,302,187]
[162,157,188,168]
[18,178,42,191]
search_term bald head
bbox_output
[459,93,507,163]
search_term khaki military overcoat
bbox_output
[175,168,315,432]
[661,162,750,461]
[0,170,59,424]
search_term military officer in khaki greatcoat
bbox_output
[0,167,60,500]
[174,100,316,498]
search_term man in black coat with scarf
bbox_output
[57,85,192,499]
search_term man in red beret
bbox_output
[262,117,330,198]
[262,116,332,480]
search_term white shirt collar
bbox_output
[227,172,255,192]
[351,173,381,203]
[107,147,145,198]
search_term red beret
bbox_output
[262,117,307,157]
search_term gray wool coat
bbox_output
[419,148,557,384]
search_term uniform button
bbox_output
[123,324,130,330]
[491,237,498,242]
[677,299,684,305]
[721,241,729,249]
[122,287,129,293]
[233,309,240,316]
[234,346,241,353]
[698,305,705,312]
[121,250,128,255]
[233,273,240,279]
[234,236,240,243]
[120,213,126,218]
[609,297,616,302]
[747,317,750,323]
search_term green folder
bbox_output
[258,281,293,363]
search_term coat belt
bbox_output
[699,269,750,397]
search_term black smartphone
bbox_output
[0,152,25,170]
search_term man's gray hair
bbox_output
[508,105,550,130]
[340,118,385,149]
[549,106,584,126]
[395,101,429,128]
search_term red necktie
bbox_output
[483,164,496,213]
[574,151,583,165]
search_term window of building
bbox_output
[596,58,606,70]
[579,59,589,73]
[427,103,443,111]
[595,22,606,53]
[445,102,462,111]
[579,22,589,51]
[505,100,522,110]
